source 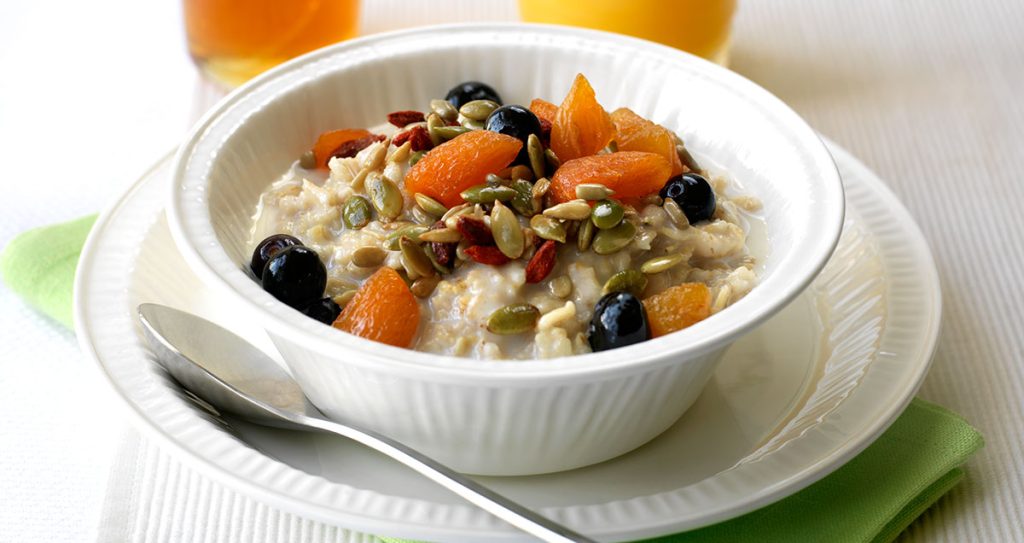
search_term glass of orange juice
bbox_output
[519,0,736,65]
[184,0,360,87]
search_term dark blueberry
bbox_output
[261,246,327,309]
[445,81,502,108]
[485,105,542,163]
[250,234,302,279]
[659,173,716,224]
[587,292,651,352]
[302,297,342,325]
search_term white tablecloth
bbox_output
[1,1,1022,541]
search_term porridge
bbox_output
[247,74,762,359]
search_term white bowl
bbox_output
[168,23,843,476]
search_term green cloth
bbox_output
[2,216,984,543]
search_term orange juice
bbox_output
[184,0,360,87]
[519,0,736,64]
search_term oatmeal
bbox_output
[247,74,763,359]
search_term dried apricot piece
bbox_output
[404,130,522,207]
[548,151,672,203]
[529,98,558,124]
[643,283,712,338]
[550,74,616,161]
[611,108,685,176]
[312,128,374,168]
[333,267,420,348]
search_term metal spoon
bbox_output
[137,303,595,543]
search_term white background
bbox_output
[1,1,1022,541]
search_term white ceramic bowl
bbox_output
[168,23,843,476]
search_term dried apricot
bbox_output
[548,151,672,203]
[550,74,616,161]
[529,98,558,124]
[643,283,711,338]
[611,108,685,176]
[404,130,522,207]
[312,128,374,168]
[333,267,420,348]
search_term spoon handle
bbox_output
[297,414,596,543]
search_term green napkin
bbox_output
[2,216,984,543]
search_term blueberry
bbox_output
[302,297,342,325]
[250,234,302,279]
[659,173,716,224]
[261,246,327,309]
[445,81,502,108]
[485,105,542,162]
[587,292,650,352]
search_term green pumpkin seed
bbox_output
[426,113,444,146]
[591,199,625,229]
[384,225,428,250]
[414,192,448,218]
[418,227,462,243]
[342,196,373,229]
[432,125,471,141]
[460,184,517,204]
[592,220,636,254]
[400,236,435,278]
[676,143,701,172]
[485,173,506,187]
[430,99,458,122]
[409,150,426,167]
[366,174,404,220]
[509,164,534,182]
[602,269,648,297]
[410,275,441,298]
[577,217,595,251]
[459,117,485,130]
[529,214,567,243]
[544,148,561,171]
[544,199,591,220]
[526,134,545,179]
[575,183,615,201]
[486,303,540,335]
[410,205,434,226]
[299,150,316,169]
[458,99,499,121]
[663,198,690,228]
[491,201,524,259]
[640,254,686,274]
[333,289,358,308]
[510,179,539,217]
[441,202,471,222]
[550,276,573,298]
[351,246,387,268]
[442,205,474,229]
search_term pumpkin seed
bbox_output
[663,198,690,228]
[410,275,441,298]
[400,236,435,278]
[333,289,357,308]
[342,196,373,229]
[485,173,506,187]
[366,174,404,220]
[640,254,686,274]
[432,125,471,141]
[577,217,595,251]
[460,184,517,204]
[550,275,573,298]
[414,192,448,218]
[602,269,648,297]
[544,199,591,220]
[410,206,434,225]
[388,141,412,164]
[460,117,485,130]
[384,225,428,250]
[592,221,637,254]
[409,150,426,167]
[442,205,474,229]
[575,183,615,201]
[510,179,539,217]
[490,201,524,259]
[527,134,545,179]
[299,150,316,169]
[676,143,701,172]
[430,99,458,123]
[509,164,534,182]
[458,99,499,121]
[426,113,444,146]
[591,199,625,229]
[441,202,471,222]
[418,227,462,243]
[350,167,370,191]
[351,246,387,267]
[532,177,551,199]
[544,148,561,171]
[486,303,540,335]
[364,142,387,171]
[529,214,567,243]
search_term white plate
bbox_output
[75,141,940,542]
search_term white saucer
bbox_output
[75,141,940,542]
